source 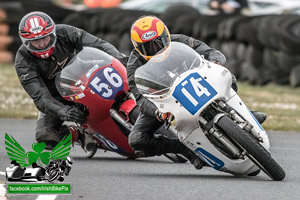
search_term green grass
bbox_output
[0,64,38,119]
[0,64,299,131]
[238,82,300,132]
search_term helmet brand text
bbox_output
[141,31,156,40]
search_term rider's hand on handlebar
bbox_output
[58,106,88,124]
[116,53,129,67]
[155,110,173,122]
[212,60,221,65]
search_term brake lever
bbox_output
[164,113,174,130]
[164,120,171,130]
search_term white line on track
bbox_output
[36,195,57,200]
[0,184,7,200]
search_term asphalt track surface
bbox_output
[0,119,299,200]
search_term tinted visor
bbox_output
[136,29,170,57]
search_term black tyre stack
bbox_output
[2,2,300,87]
[0,2,23,64]
[63,7,158,56]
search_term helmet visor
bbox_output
[22,32,56,53]
[135,29,170,57]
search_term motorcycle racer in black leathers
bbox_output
[15,11,128,157]
[127,16,227,169]
[127,16,266,169]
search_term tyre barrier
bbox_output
[2,3,300,87]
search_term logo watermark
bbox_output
[5,133,73,182]
[7,183,71,194]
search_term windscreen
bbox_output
[55,47,113,96]
[135,42,204,96]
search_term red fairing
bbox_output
[62,57,135,157]
[119,99,136,121]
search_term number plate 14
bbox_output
[172,72,217,115]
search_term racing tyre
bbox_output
[216,115,285,181]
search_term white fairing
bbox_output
[150,61,233,139]
[135,42,270,175]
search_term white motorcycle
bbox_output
[135,42,285,181]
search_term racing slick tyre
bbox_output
[216,115,285,181]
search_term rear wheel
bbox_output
[216,115,285,181]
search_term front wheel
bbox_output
[216,115,285,181]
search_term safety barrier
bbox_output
[2,3,300,87]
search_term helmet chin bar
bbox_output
[31,46,55,59]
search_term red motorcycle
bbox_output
[55,47,186,162]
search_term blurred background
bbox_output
[1,0,300,87]
[0,0,300,131]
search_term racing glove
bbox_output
[57,106,87,124]
[116,53,129,67]
[211,60,222,65]
[155,110,173,122]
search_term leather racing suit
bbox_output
[15,24,127,148]
[126,34,226,167]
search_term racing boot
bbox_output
[69,126,97,158]
[150,135,205,170]
[180,146,205,169]
[251,111,267,124]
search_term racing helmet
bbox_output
[131,16,171,61]
[18,11,56,59]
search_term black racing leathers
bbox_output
[15,24,126,118]
[127,34,226,167]
[127,34,226,118]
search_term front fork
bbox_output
[198,100,263,159]
[199,114,242,158]
[216,101,263,142]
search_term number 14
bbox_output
[181,77,211,106]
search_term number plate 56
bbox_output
[89,66,124,99]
